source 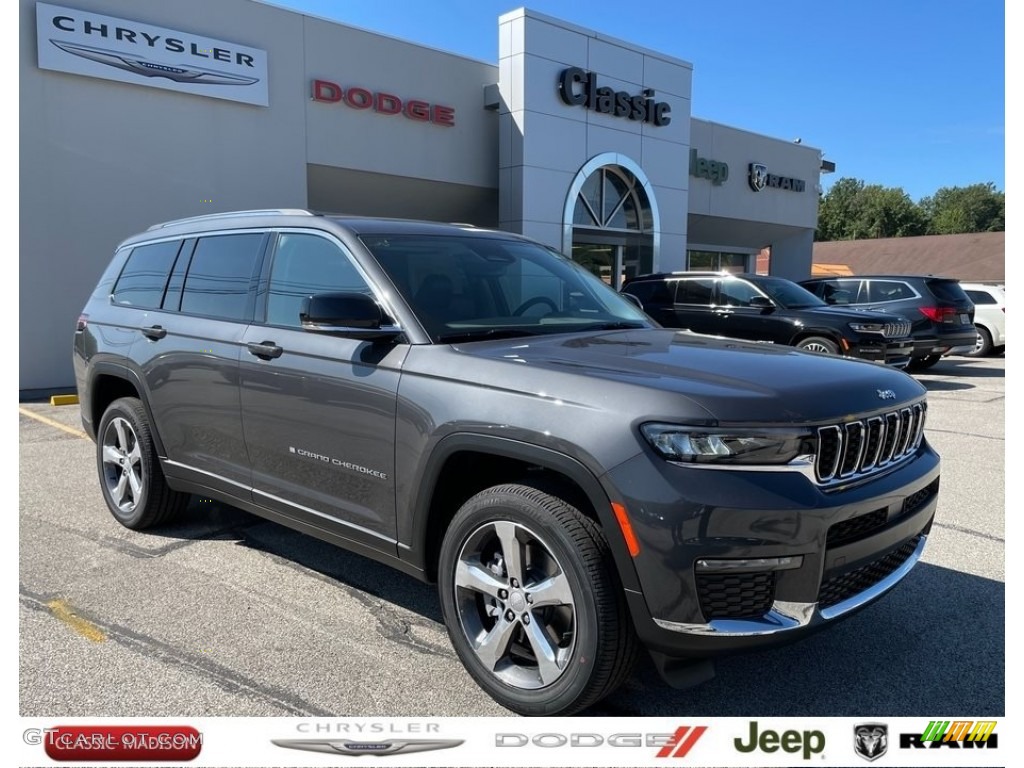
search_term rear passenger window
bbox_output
[675,279,715,305]
[112,240,182,308]
[868,281,915,302]
[180,234,264,321]
[718,279,762,307]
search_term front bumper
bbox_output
[605,441,940,657]
[847,337,913,368]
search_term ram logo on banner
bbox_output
[35,2,269,106]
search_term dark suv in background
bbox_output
[800,275,976,371]
[622,272,914,368]
[75,211,940,715]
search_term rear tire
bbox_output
[795,335,839,356]
[966,327,993,357]
[437,482,639,715]
[96,397,189,530]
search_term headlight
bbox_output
[848,322,885,334]
[640,423,814,465]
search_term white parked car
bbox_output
[960,282,1005,356]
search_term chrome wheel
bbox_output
[801,341,832,354]
[973,332,985,354]
[454,520,576,690]
[101,416,143,514]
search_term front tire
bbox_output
[795,335,839,355]
[437,483,638,715]
[96,397,189,530]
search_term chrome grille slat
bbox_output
[813,402,927,488]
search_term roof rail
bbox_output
[146,209,316,230]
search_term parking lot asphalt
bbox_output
[19,355,1004,718]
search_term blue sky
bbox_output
[268,0,1005,203]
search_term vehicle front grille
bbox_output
[817,536,921,609]
[815,402,926,484]
[827,508,888,547]
[882,320,912,339]
[902,479,940,516]
[696,571,776,621]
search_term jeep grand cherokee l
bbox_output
[75,210,940,716]
[622,272,914,367]
[800,275,977,371]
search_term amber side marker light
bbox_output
[611,502,640,557]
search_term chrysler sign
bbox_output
[36,3,269,106]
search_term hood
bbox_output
[453,329,925,425]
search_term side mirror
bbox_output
[749,296,775,309]
[300,292,402,341]
[621,292,644,311]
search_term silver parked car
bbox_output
[960,282,1006,356]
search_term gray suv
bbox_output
[75,210,941,715]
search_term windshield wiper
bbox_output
[436,328,540,343]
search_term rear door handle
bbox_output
[247,341,283,360]
[712,309,733,315]
[141,325,167,340]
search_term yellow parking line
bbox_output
[46,599,107,643]
[18,406,89,440]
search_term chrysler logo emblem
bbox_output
[853,723,888,761]
[272,739,464,756]
[877,389,897,400]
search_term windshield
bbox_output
[360,234,651,342]
[754,277,826,309]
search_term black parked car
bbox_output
[75,211,939,715]
[621,272,914,368]
[799,275,977,371]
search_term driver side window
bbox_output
[718,279,763,307]
[265,234,369,327]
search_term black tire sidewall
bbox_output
[797,336,839,355]
[437,488,606,715]
[96,398,153,528]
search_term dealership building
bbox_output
[20,0,829,394]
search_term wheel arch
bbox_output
[86,362,165,456]
[404,433,641,592]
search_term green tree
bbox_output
[816,178,926,240]
[920,183,1005,234]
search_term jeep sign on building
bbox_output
[20,0,827,393]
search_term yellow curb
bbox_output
[49,394,79,406]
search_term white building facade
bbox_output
[20,1,827,393]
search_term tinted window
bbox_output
[361,234,648,341]
[112,240,182,308]
[623,280,673,306]
[622,280,671,307]
[751,277,824,308]
[926,279,971,304]
[675,278,715,305]
[812,279,851,305]
[718,279,763,307]
[868,280,916,302]
[266,234,369,327]
[965,289,997,305]
[180,234,263,321]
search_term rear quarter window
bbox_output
[965,289,997,305]
[112,240,183,308]
[927,279,971,304]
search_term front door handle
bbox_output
[712,309,734,316]
[247,341,283,360]
[141,325,167,340]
